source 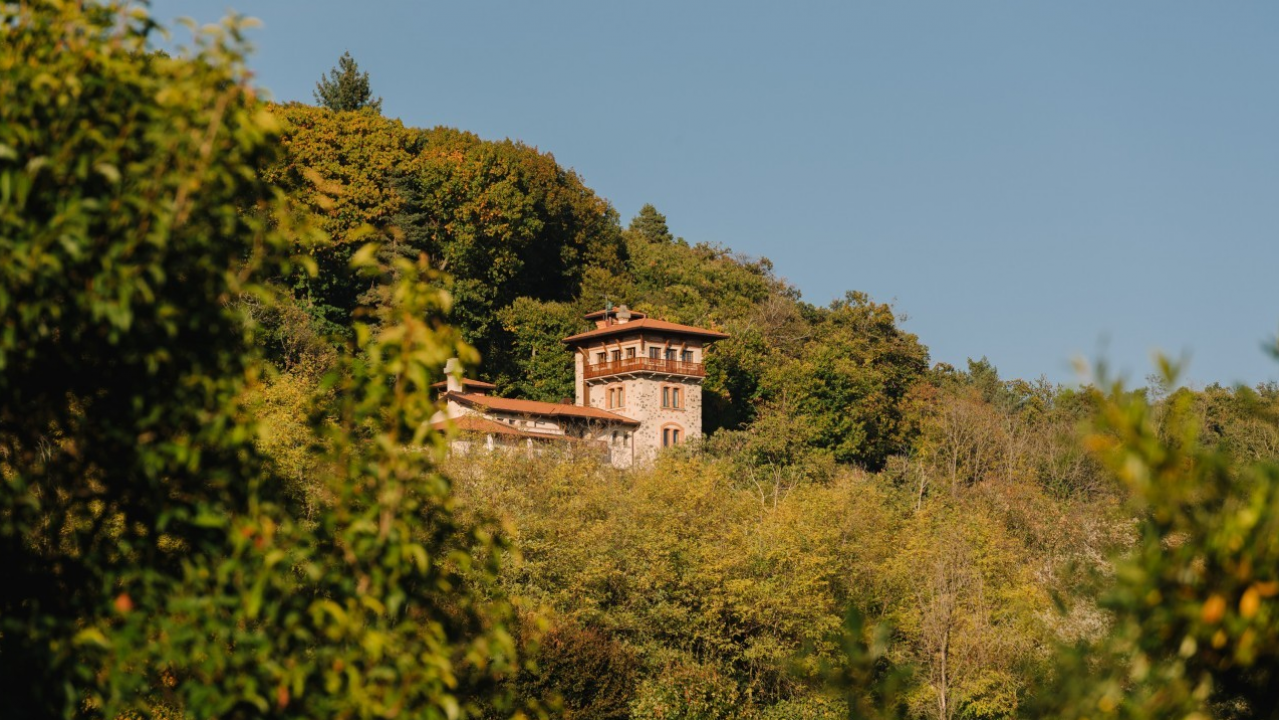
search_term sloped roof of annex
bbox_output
[429,414,610,443]
[443,392,640,426]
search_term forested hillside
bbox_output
[251,97,1278,719]
[2,6,1274,719]
[262,101,930,471]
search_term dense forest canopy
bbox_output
[1,5,1275,720]
[264,100,933,470]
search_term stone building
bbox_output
[431,306,728,468]
[564,306,729,465]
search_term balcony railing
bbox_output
[584,357,705,380]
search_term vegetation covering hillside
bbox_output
[264,101,929,471]
[1,5,1275,720]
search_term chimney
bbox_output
[617,305,631,323]
[443,357,463,393]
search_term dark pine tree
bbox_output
[628,203,674,243]
[314,51,382,113]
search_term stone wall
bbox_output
[595,375,702,465]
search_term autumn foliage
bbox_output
[1,3,1274,720]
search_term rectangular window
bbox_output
[664,348,677,361]
[662,385,682,409]
[596,352,606,364]
[626,347,636,359]
[606,386,625,409]
[662,428,670,447]
[611,350,621,362]
[681,350,694,363]
[649,346,660,359]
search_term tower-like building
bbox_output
[432,306,727,468]
[563,306,729,465]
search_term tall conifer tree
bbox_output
[314,51,382,113]
[629,203,674,243]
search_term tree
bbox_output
[742,293,929,471]
[1036,361,1278,719]
[265,102,626,379]
[628,203,674,243]
[314,50,382,113]
[0,4,514,717]
[918,386,1004,495]
[495,297,587,402]
[394,130,623,359]
[261,103,424,329]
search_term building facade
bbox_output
[431,306,727,468]
[564,306,728,466]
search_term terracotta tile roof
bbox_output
[430,414,609,445]
[429,378,497,391]
[444,392,640,426]
[562,318,730,344]
[431,415,522,436]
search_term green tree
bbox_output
[730,293,929,472]
[495,297,587,402]
[314,50,382,113]
[629,203,674,244]
[261,102,424,329]
[394,130,624,359]
[0,4,514,717]
[265,103,625,380]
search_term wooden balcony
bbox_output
[584,357,705,380]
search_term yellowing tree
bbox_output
[1039,363,1278,719]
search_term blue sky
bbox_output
[155,1,1277,387]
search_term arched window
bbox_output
[661,424,684,447]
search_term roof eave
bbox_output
[562,326,730,344]
[443,392,641,426]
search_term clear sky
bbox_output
[155,1,1278,387]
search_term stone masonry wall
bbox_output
[591,375,702,465]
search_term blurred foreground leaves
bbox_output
[0,2,518,718]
